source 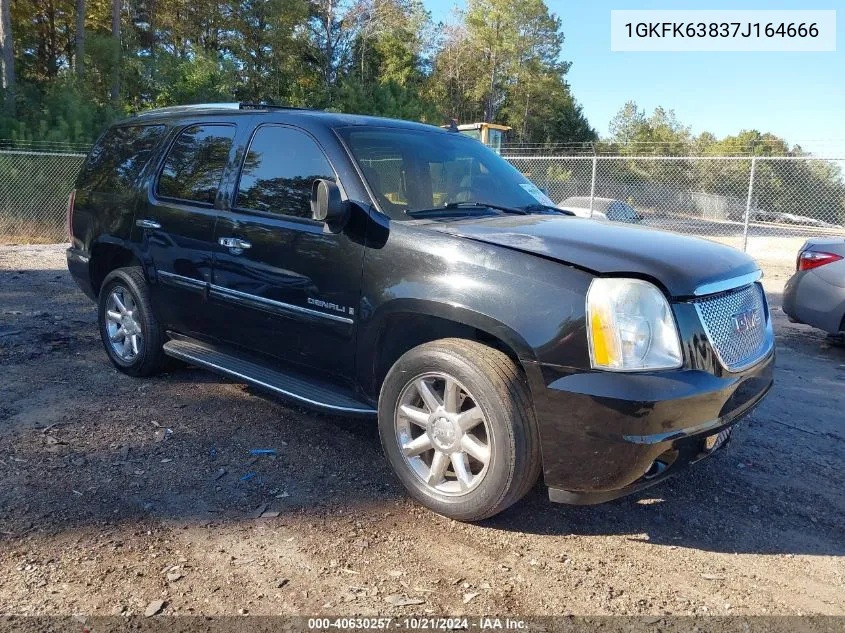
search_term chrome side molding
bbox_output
[209,284,354,325]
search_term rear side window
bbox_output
[235,126,334,218]
[78,124,166,193]
[157,124,236,204]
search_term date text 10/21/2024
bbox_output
[307,617,529,630]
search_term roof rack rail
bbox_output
[130,102,314,119]
[130,103,239,118]
[238,102,310,111]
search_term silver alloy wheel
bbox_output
[394,372,492,496]
[104,285,143,362]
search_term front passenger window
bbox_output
[235,126,335,218]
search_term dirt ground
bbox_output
[0,244,843,618]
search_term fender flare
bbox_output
[360,297,537,363]
[88,236,150,293]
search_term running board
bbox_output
[163,338,377,416]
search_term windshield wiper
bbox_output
[406,201,529,218]
[520,203,574,216]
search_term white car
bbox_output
[557,196,644,223]
[558,205,608,220]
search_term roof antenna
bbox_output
[447,118,459,132]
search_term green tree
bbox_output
[430,0,592,144]
[351,0,432,88]
[609,101,692,155]
[225,0,310,103]
[428,24,480,125]
[0,0,597,148]
[463,0,517,122]
[604,102,845,225]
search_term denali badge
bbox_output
[307,297,352,315]
[731,308,761,334]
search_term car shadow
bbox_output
[485,446,844,557]
[1,267,843,559]
[4,366,842,558]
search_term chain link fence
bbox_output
[1,147,844,279]
[0,149,87,243]
[506,154,845,278]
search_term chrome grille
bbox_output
[693,282,771,371]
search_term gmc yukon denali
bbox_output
[66,103,775,521]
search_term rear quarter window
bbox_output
[77,124,167,194]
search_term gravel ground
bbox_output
[0,244,843,617]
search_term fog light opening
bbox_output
[643,460,667,480]
[643,450,678,480]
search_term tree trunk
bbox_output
[75,0,85,76]
[110,0,121,103]
[485,18,501,123]
[148,0,157,84]
[325,0,333,86]
[47,0,58,76]
[360,37,365,83]
[486,49,496,123]
[0,0,15,113]
[522,88,531,140]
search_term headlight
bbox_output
[586,278,682,371]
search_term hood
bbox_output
[427,215,759,297]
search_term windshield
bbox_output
[339,127,554,220]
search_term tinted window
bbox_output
[157,124,236,204]
[235,126,334,217]
[78,125,166,193]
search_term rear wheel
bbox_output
[98,266,167,377]
[378,338,541,521]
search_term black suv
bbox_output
[67,103,775,521]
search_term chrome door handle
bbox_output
[136,218,161,230]
[219,237,252,250]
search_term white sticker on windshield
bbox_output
[519,183,555,207]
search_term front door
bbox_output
[137,123,238,336]
[210,124,366,380]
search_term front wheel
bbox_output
[378,338,541,521]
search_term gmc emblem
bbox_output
[732,308,761,334]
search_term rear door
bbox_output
[137,122,238,335]
[209,124,365,380]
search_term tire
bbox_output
[378,338,541,521]
[823,315,845,347]
[98,266,167,377]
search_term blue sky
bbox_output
[423,0,844,154]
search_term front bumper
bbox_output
[523,349,774,504]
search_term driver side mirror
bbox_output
[311,179,349,228]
